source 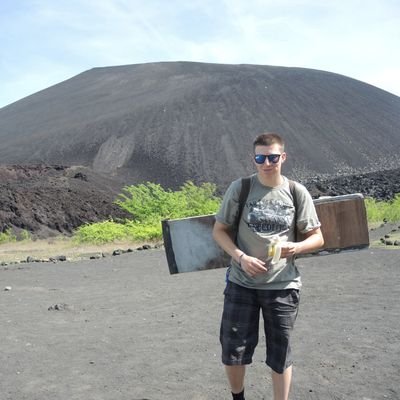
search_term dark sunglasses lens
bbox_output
[269,154,280,163]
[254,154,281,164]
[255,154,266,164]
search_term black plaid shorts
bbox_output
[220,280,300,373]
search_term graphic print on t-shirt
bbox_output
[246,198,292,235]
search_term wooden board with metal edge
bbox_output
[162,193,369,274]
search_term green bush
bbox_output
[74,220,130,244]
[115,181,220,221]
[0,229,17,244]
[365,194,400,223]
[124,220,163,241]
[74,181,221,244]
[18,230,31,241]
[73,179,400,245]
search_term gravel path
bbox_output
[1,247,399,400]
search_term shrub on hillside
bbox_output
[74,181,221,243]
[0,229,17,244]
[115,181,220,221]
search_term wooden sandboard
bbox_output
[162,193,369,274]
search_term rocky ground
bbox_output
[0,164,399,238]
[0,164,129,238]
[303,167,400,200]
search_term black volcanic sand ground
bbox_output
[1,241,399,400]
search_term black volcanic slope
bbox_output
[1,62,400,190]
[0,165,129,237]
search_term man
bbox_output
[212,133,324,400]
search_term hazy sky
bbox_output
[1,0,399,108]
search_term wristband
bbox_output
[238,253,245,267]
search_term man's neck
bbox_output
[257,173,284,188]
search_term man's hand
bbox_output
[240,254,268,277]
[280,242,299,258]
[280,228,324,259]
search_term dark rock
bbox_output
[136,244,152,250]
[304,169,400,201]
[73,172,87,181]
[48,303,70,311]
[0,165,130,238]
[57,255,67,262]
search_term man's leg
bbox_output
[272,365,292,400]
[225,365,246,393]
[260,289,299,400]
[220,282,259,399]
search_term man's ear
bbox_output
[281,152,287,163]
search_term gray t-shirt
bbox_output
[215,174,321,290]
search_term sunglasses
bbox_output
[254,154,281,164]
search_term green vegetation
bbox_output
[2,183,399,246]
[365,194,400,223]
[0,229,31,244]
[115,181,220,222]
[74,187,400,244]
[73,181,221,244]
[0,229,17,244]
[19,230,32,241]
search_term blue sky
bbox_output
[1,0,399,108]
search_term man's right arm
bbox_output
[212,221,267,277]
[212,221,244,265]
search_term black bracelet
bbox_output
[239,253,245,267]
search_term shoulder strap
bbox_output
[238,177,251,223]
[289,180,298,209]
[289,180,299,242]
[235,177,251,244]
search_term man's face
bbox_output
[254,144,286,178]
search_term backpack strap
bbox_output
[288,180,299,242]
[235,177,251,244]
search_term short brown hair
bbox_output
[253,133,285,152]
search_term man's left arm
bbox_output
[281,227,324,258]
